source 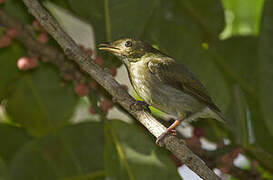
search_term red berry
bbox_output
[0,36,11,48]
[193,127,204,137]
[74,84,89,96]
[37,33,48,44]
[6,28,17,38]
[89,106,96,115]
[93,56,104,67]
[85,48,93,57]
[109,68,117,76]
[17,57,38,70]
[100,99,114,112]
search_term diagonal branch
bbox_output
[20,0,220,179]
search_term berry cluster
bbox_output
[17,57,38,70]
[0,28,17,48]
[32,20,49,44]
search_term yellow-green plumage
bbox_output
[99,38,226,140]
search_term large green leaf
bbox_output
[104,120,181,180]
[9,122,104,180]
[215,37,258,146]
[214,35,273,168]
[221,0,264,35]
[6,65,78,136]
[258,0,273,139]
[0,124,31,164]
[0,42,25,100]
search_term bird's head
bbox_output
[99,38,158,65]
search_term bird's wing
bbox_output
[147,58,221,113]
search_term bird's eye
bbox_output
[125,41,132,47]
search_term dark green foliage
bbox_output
[104,120,180,180]
[6,65,78,136]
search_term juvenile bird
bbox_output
[99,38,226,143]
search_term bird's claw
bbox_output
[130,100,151,113]
[156,130,177,145]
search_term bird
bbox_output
[99,38,226,143]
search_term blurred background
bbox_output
[0,0,272,179]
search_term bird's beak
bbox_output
[98,42,121,54]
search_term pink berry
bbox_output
[17,57,38,70]
[6,28,17,38]
[109,68,117,76]
[100,99,114,112]
[37,33,48,44]
[89,106,96,115]
[93,56,104,67]
[0,36,11,48]
[85,48,93,57]
[74,83,89,96]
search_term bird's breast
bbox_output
[129,61,155,104]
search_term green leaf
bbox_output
[66,0,156,43]
[221,0,264,35]
[0,124,31,164]
[0,42,25,99]
[215,36,259,146]
[104,120,181,180]
[6,65,78,136]
[258,0,273,138]
[3,0,33,24]
[214,35,273,168]
[9,122,104,180]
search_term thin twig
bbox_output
[19,1,220,179]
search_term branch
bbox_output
[20,0,220,179]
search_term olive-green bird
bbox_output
[99,38,226,143]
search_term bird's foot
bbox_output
[156,130,177,145]
[130,100,151,113]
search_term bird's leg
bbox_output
[156,119,183,144]
[130,100,151,113]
